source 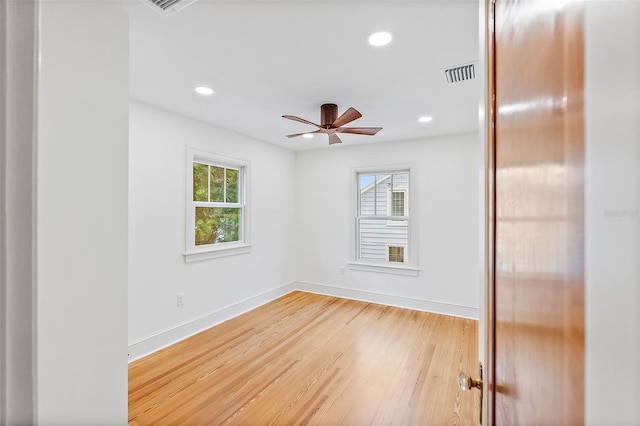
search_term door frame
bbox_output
[0,0,39,422]
[482,0,496,424]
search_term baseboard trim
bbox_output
[128,281,478,362]
[127,282,297,362]
[295,281,479,320]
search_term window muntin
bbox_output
[356,171,410,265]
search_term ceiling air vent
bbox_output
[143,0,198,15]
[442,62,478,84]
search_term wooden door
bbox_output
[487,1,585,424]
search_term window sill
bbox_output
[386,220,408,227]
[347,262,420,277]
[184,243,252,263]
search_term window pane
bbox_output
[195,207,241,246]
[216,208,241,243]
[209,166,224,202]
[358,174,375,191]
[226,168,239,203]
[360,174,392,216]
[375,174,390,215]
[359,173,407,217]
[390,172,409,192]
[195,206,216,245]
[193,163,209,202]
[358,218,408,263]
[359,174,375,215]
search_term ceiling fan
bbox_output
[283,103,382,145]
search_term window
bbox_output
[390,191,406,216]
[387,245,406,263]
[185,149,250,262]
[352,169,417,275]
[386,187,408,227]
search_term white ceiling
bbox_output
[127,0,480,151]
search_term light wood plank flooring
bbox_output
[129,291,479,425]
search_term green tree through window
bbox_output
[193,162,242,246]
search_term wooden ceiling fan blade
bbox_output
[286,130,322,138]
[336,127,383,135]
[330,107,362,128]
[282,115,321,128]
[328,133,342,145]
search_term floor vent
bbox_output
[143,0,198,15]
[442,62,478,84]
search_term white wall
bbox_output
[585,2,640,424]
[36,2,129,423]
[295,133,481,318]
[128,101,297,359]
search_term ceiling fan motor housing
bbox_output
[321,103,338,128]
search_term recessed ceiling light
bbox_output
[418,116,433,123]
[368,31,393,47]
[194,86,214,96]
[302,133,314,139]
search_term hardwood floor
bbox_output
[129,291,479,425]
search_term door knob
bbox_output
[458,364,483,424]
[458,371,482,391]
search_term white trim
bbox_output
[348,261,418,276]
[296,282,479,320]
[184,243,253,263]
[1,3,7,416]
[192,154,242,170]
[127,282,297,362]
[1,0,39,421]
[128,283,478,362]
[354,163,413,175]
[185,147,251,261]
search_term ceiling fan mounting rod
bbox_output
[321,103,338,128]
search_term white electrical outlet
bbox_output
[340,266,346,275]
[177,292,184,306]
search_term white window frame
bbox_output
[349,165,419,276]
[184,148,251,263]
